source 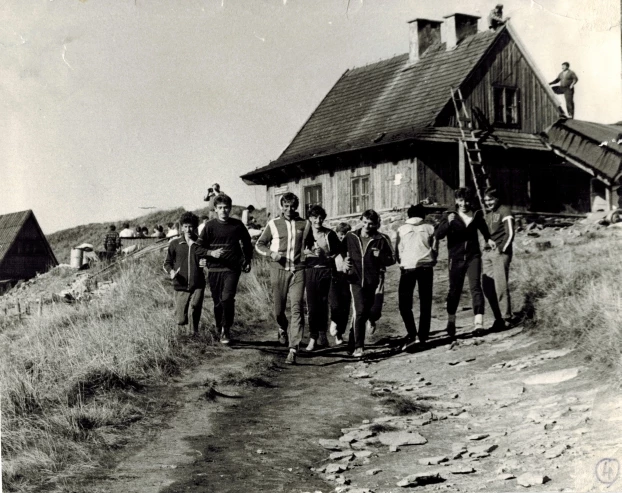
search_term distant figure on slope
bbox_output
[152,225,166,238]
[119,222,136,238]
[488,4,509,30]
[103,224,121,260]
[204,183,224,219]
[199,194,253,345]
[395,203,437,352]
[341,209,395,358]
[329,222,353,345]
[436,188,495,338]
[197,215,209,236]
[302,205,341,351]
[482,188,515,331]
[255,192,307,365]
[549,62,578,118]
[163,212,210,336]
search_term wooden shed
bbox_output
[0,210,58,289]
[242,16,580,218]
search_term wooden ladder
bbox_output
[450,87,490,210]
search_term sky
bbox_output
[1,0,620,233]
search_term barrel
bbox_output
[70,248,83,269]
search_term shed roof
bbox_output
[242,24,556,184]
[0,210,58,268]
[544,119,622,182]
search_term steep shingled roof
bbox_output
[0,210,58,268]
[242,27,506,183]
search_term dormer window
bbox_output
[493,85,520,127]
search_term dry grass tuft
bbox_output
[0,252,272,490]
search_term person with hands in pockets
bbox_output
[435,188,495,338]
[255,193,307,365]
[341,209,395,358]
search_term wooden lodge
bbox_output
[0,210,58,293]
[242,14,608,218]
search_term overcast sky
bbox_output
[1,0,620,233]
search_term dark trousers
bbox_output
[174,288,205,333]
[563,88,574,118]
[369,272,385,324]
[329,275,351,336]
[398,267,433,342]
[348,283,377,350]
[207,270,241,329]
[447,255,484,316]
[305,268,332,339]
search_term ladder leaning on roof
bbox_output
[450,87,490,210]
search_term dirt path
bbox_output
[77,268,622,493]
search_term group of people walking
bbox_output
[163,187,515,365]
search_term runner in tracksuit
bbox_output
[342,210,395,358]
[436,188,495,338]
[482,188,515,330]
[255,192,307,365]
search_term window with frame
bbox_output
[351,175,370,213]
[303,184,323,218]
[493,86,520,127]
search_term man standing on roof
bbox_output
[488,4,509,30]
[549,62,578,118]
[255,192,307,365]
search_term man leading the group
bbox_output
[255,193,307,364]
[342,210,395,358]
[199,194,253,344]
[482,188,514,331]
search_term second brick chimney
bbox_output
[442,13,480,50]
[408,18,443,64]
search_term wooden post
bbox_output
[458,141,466,188]
[17,300,21,321]
[38,298,43,317]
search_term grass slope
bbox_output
[48,205,268,264]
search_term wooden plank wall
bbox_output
[0,218,57,279]
[443,31,560,133]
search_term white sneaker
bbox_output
[335,336,344,345]
[366,320,376,335]
[220,328,230,345]
[352,348,364,358]
[306,338,316,351]
[329,321,338,337]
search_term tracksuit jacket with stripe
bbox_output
[341,229,395,287]
[255,214,308,270]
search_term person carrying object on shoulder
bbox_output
[199,193,253,345]
[302,205,341,352]
[435,188,495,338]
[395,203,438,352]
[163,212,210,336]
[255,192,307,365]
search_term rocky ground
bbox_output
[60,257,622,493]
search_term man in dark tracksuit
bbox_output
[199,193,253,344]
[163,212,210,335]
[436,188,495,338]
[342,210,395,358]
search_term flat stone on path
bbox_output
[353,450,373,458]
[340,429,374,443]
[544,445,568,459]
[318,438,346,450]
[351,371,371,379]
[468,433,489,441]
[366,468,382,476]
[378,431,428,447]
[397,471,445,487]
[330,450,354,461]
[447,465,476,474]
[469,444,498,455]
[418,456,449,465]
[325,463,347,474]
[319,439,346,450]
[516,472,550,487]
[524,368,579,385]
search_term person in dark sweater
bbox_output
[329,222,352,345]
[342,210,395,358]
[302,205,341,351]
[199,194,253,344]
[482,188,515,330]
[436,188,495,337]
[163,212,210,335]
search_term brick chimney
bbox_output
[408,18,443,64]
[442,13,480,50]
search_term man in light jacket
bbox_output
[395,203,437,351]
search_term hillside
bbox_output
[47,205,267,264]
